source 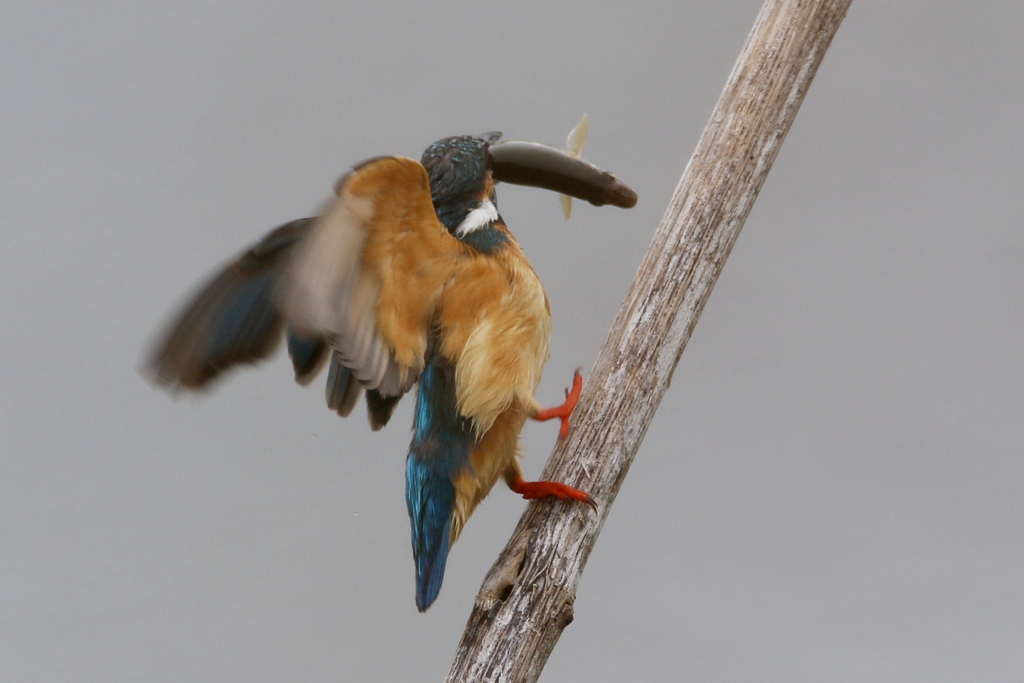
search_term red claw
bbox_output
[510,474,597,511]
[532,370,583,439]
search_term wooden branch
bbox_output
[445,1,853,680]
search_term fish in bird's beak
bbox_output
[487,133,637,210]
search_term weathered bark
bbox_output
[445,1,854,681]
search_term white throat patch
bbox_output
[454,200,499,237]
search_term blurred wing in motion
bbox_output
[145,217,315,390]
[279,155,464,405]
[146,156,463,432]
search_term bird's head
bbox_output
[421,134,503,241]
[420,134,500,206]
[419,128,638,244]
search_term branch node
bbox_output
[478,534,527,609]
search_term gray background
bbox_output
[3,1,1022,681]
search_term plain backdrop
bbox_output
[2,1,1022,681]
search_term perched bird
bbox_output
[146,129,636,610]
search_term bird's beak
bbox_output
[488,141,638,209]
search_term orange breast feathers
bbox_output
[435,238,552,439]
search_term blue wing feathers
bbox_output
[208,271,278,361]
[287,329,328,384]
[146,218,315,389]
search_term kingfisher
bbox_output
[146,127,636,611]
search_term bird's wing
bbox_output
[279,155,463,399]
[145,217,315,390]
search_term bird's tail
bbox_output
[406,454,456,611]
[405,354,474,611]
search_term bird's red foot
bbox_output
[532,370,583,439]
[510,474,597,511]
